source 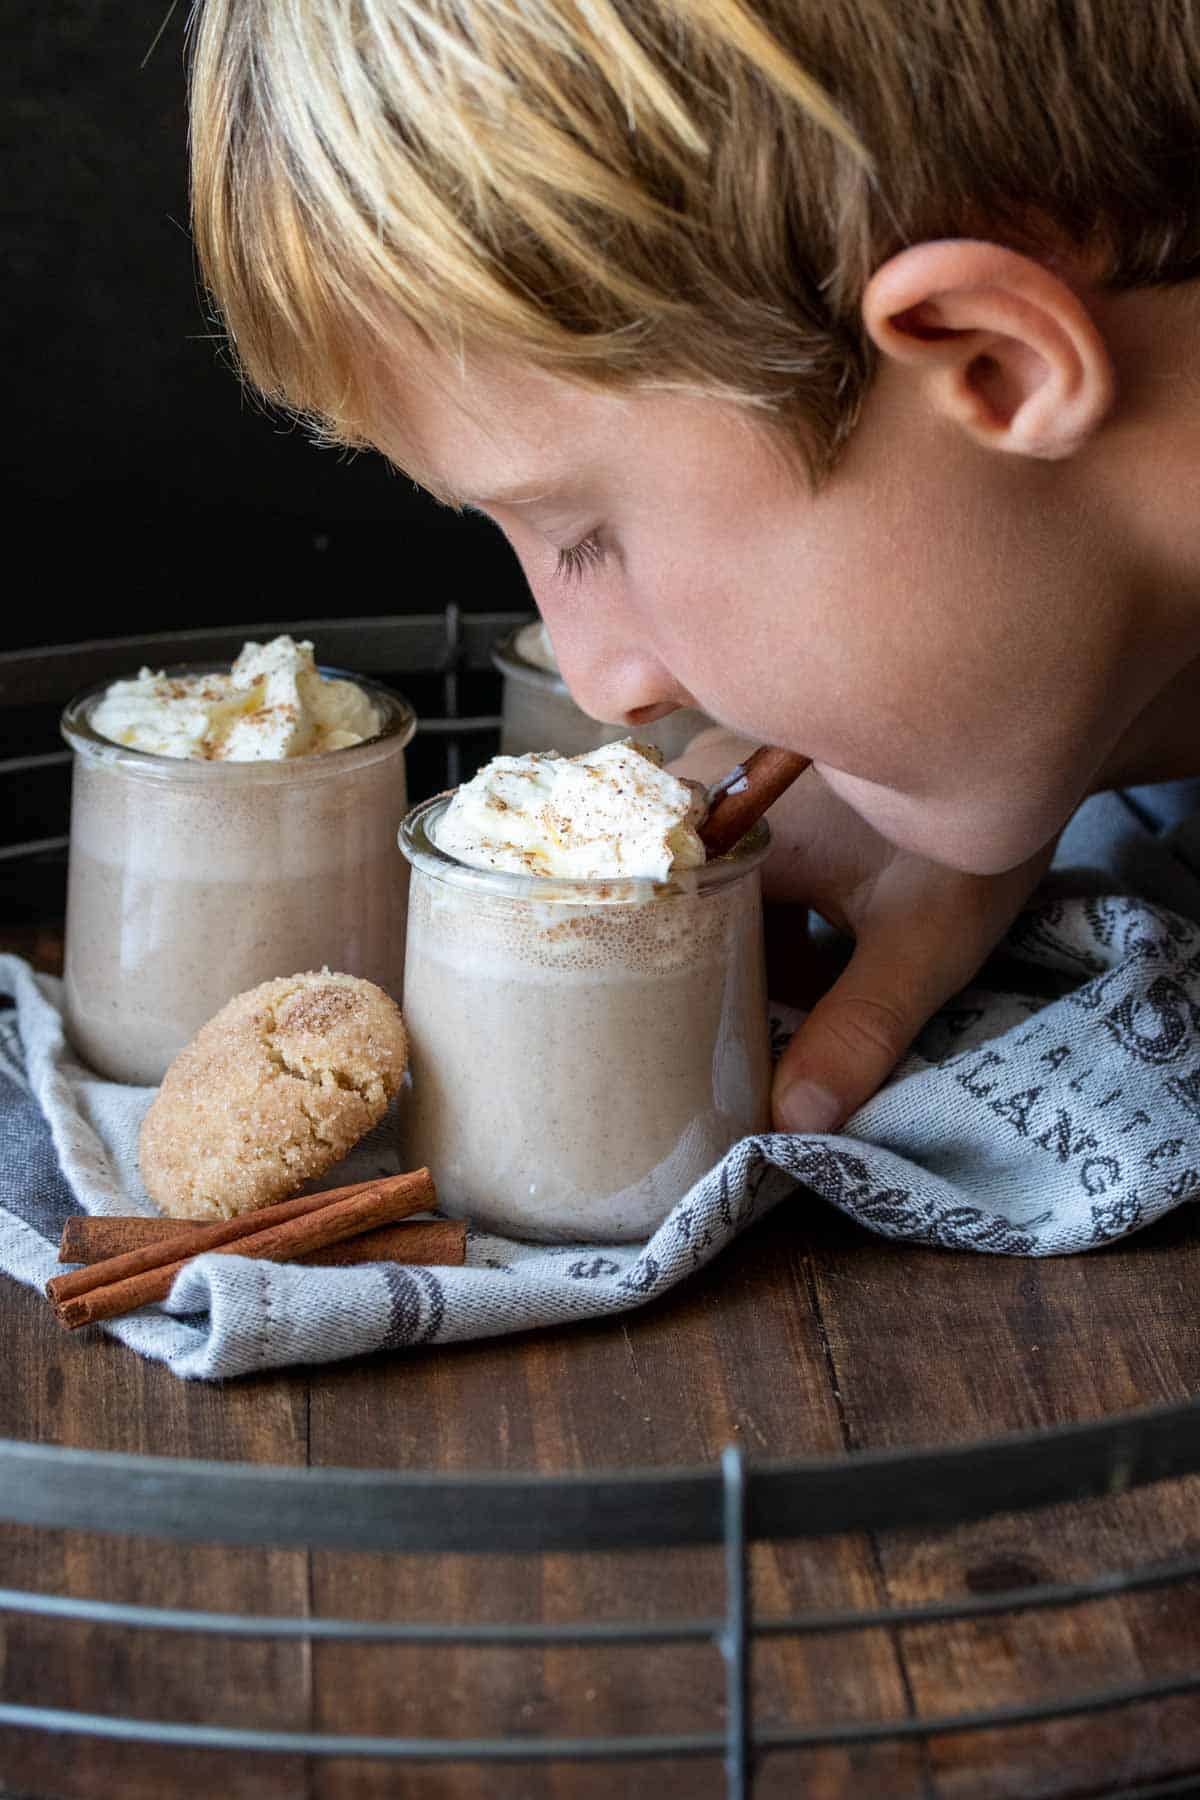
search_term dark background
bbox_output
[4,0,531,653]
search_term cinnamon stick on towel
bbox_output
[47,1168,435,1331]
[59,1214,466,1270]
[700,746,812,859]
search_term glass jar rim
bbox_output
[398,791,769,905]
[60,663,417,782]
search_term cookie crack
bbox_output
[259,1007,382,1109]
[295,1093,341,1149]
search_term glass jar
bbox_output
[61,667,416,1084]
[492,623,711,762]
[399,795,770,1241]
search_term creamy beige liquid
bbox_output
[63,734,410,1085]
[400,860,770,1241]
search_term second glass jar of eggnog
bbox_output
[398,741,771,1242]
[61,637,416,1085]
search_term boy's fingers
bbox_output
[772,955,937,1133]
[771,840,1056,1133]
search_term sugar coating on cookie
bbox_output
[138,971,409,1221]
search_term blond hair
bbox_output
[190,0,1200,477]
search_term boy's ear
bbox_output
[861,241,1115,459]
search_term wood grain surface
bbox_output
[2,930,1199,1799]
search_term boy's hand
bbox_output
[672,728,1055,1134]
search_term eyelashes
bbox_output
[554,533,606,583]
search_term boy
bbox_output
[188,0,1200,1136]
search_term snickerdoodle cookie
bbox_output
[138,971,408,1220]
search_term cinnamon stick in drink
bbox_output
[59,1214,465,1270]
[699,746,812,859]
[48,1168,435,1330]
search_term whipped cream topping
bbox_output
[90,636,381,761]
[433,739,708,880]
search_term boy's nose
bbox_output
[554,640,690,728]
[624,699,685,727]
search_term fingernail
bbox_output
[775,1080,842,1134]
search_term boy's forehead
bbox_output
[371,342,801,508]
[378,418,573,511]
[369,347,636,504]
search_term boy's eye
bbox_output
[554,533,606,583]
